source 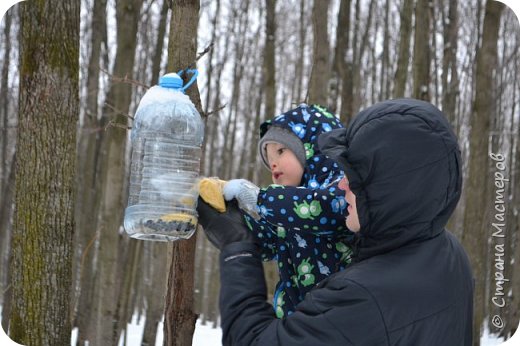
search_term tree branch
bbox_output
[99,66,150,89]
[204,103,226,118]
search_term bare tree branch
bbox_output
[204,103,226,118]
[104,102,135,121]
[99,66,150,89]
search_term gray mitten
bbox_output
[223,179,261,220]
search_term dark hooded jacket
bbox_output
[218,99,474,345]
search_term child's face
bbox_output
[338,176,360,232]
[265,142,304,186]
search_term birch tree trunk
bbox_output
[8,1,79,344]
[461,1,503,343]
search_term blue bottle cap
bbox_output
[159,73,183,89]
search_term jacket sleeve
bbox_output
[244,213,278,261]
[219,242,389,346]
[257,184,349,234]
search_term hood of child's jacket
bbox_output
[260,104,344,185]
[319,99,462,261]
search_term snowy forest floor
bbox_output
[0,305,509,345]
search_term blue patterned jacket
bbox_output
[245,104,354,318]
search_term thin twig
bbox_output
[186,42,214,70]
[104,102,135,121]
[71,232,99,324]
[2,283,10,294]
[104,120,132,131]
[204,103,227,118]
[99,66,150,89]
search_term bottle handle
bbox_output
[178,69,198,93]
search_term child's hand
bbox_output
[223,179,261,220]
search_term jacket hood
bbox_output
[318,99,462,261]
[260,104,345,186]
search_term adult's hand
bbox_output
[197,197,255,250]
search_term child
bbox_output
[223,104,354,318]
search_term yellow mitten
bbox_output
[198,177,227,212]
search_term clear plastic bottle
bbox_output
[124,71,204,241]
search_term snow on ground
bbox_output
[71,312,222,346]
[119,313,222,346]
[0,305,513,345]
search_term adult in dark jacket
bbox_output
[197,98,474,346]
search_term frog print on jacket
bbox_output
[244,104,355,318]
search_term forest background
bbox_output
[0,0,519,345]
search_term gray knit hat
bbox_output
[258,126,306,170]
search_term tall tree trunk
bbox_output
[142,243,168,346]
[461,1,503,344]
[0,7,13,314]
[0,7,11,184]
[295,0,306,103]
[331,0,351,115]
[503,52,519,339]
[393,0,414,98]
[380,0,391,99]
[341,0,360,122]
[412,0,431,100]
[223,1,249,179]
[74,0,107,341]
[89,0,143,345]
[353,0,376,113]
[507,120,520,338]
[0,157,15,332]
[163,0,202,344]
[8,1,79,344]
[441,0,459,127]
[264,0,276,119]
[257,0,276,185]
[308,0,330,106]
[151,0,170,84]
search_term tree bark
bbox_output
[74,0,107,341]
[142,243,168,346]
[380,0,391,99]
[295,0,306,104]
[0,7,13,314]
[0,157,15,332]
[151,0,170,84]
[412,0,431,100]
[331,0,351,115]
[0,7,11,183]
[8,1,79,344]
[89,0,143,344]
[264,0,276,120]
[163,0,202,344]
[441,0,459,126]
[393,0,414,98]
[308,0,330,106]
[461,1,503,343]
